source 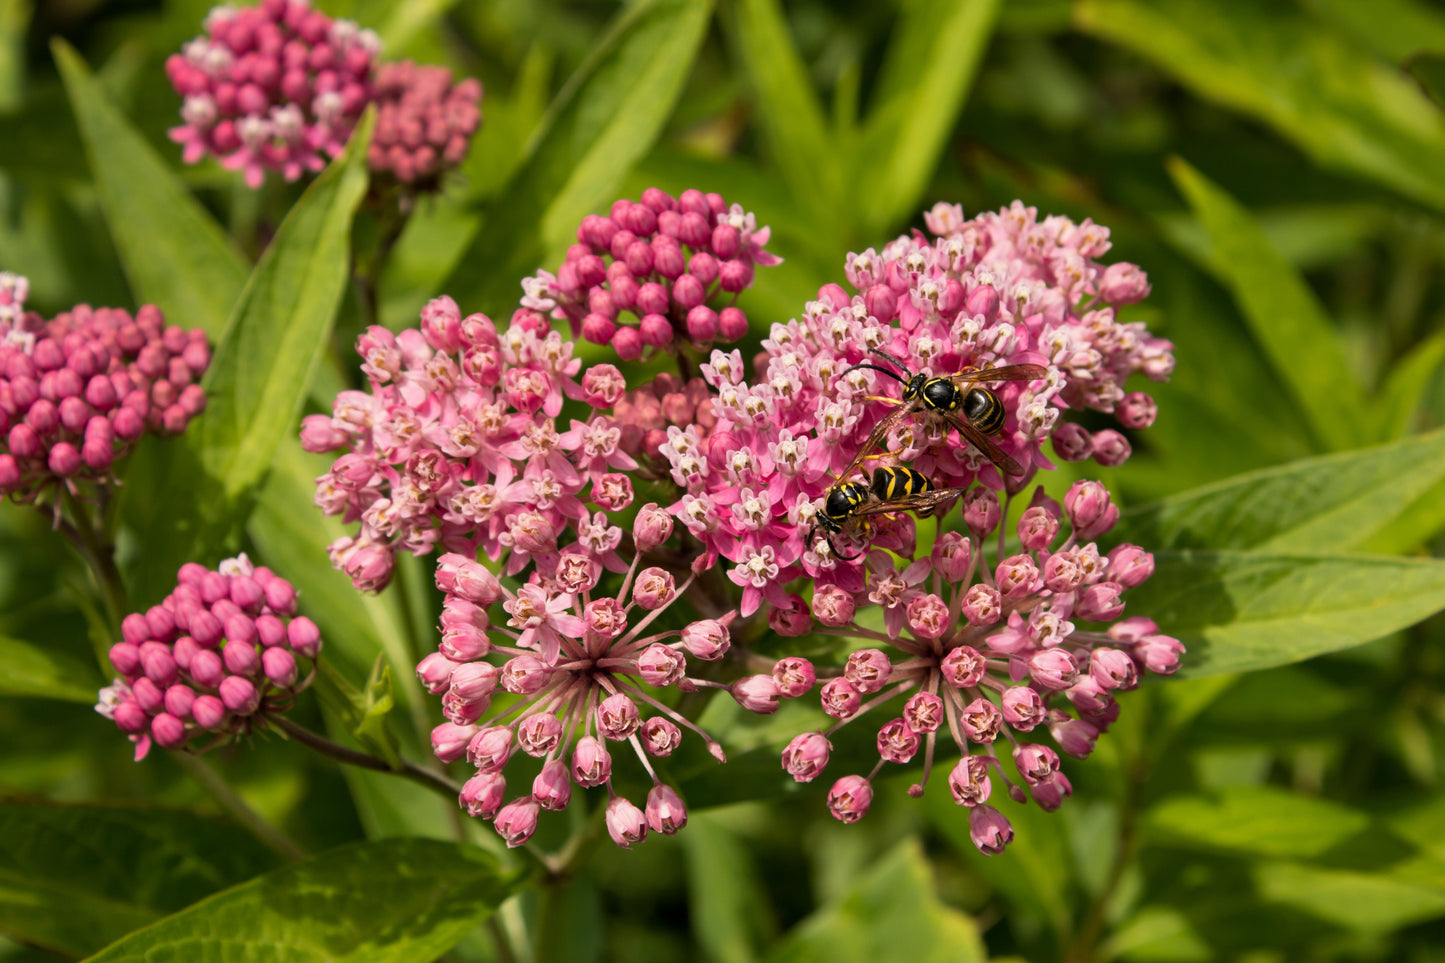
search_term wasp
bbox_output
[844,349,1048,477]
[809,466,968,561]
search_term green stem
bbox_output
[271,715,462,801]
[173,752,306,863]
[52,489,126,637]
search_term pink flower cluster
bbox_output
[666,200,1174,616]
[167,0,379,188]
[520,188,782,361]
[422,549,729,849]
[369,60,482,185]
[762,482,1183,854]
[301,296,637,592]
[96,555,322,761]
[0,285,210,499]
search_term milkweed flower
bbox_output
[767,482,1182,853]
[427,552,729,848]
[519,188,782,361]
[0,285,210,500]
[369,60,483,185]
[95,554,322,761]
[667,200,1173,616]
[166,0,379,189]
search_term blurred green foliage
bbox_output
[3,0,1445,961]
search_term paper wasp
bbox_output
[809,466,967,561]
[844,350,1048,477]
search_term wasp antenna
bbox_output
[869,347,912,374]
[843,362,908,386]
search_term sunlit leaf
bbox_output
[0,635,103,703]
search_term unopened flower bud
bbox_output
[646,785,687,835]
[431,721,478,763]
[572,735,613,787]
[597,693,641,740]
[826,775,874,823]
[219,675,260,715]
[969,805,1013,855]
[948,755,992,807]
[820,678,862,719]
[680,619,729,660]
[731,674,782,714]
[605,796,648,848]
[843,648,892,693]
[782,732,831,782]
[494,798,540,847]
[771,656,815,697]
[532,760,573,812]
[460,771,506,818]
[640,717,682,756]
[1065,480,1118,540]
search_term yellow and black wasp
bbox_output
[844,349,1048,477]
[809,466,968,561]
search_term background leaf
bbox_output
[0,635,103,703]
[83,837,520,963]
[0,801,276,958]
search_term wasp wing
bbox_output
[849,487,969,519]
[831,400,916,484]
[947,363,1049,387]
[940,410,1028,476]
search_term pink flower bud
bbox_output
[994,555,1042,599]
[1066,675,1113,716]
[844,649,892,694]
[960,697,1003,743]
[163,684,196,719]
[230,575,264,612]
[222,639,260,676]
[632,567,676,610]
[877,718,920,763]
[1050,718,1099,758]
[460,771,507,819]
[188,649,224,688]
[1032,771,1074,811]
[810,584,855,626]
[718,306,749,341]
[826,775,874,823]
[1001,685,1046,730]
[1065,480,1119,540]
[109,642,141,677]
[903,691,944,733]
[431,721,478,763]
[572,735,613,787]
[969,805,1013,855]
[1076,582,1125,622]
[114,700,148,734]
[768,595,813,637]
[605,796,648,848]
[596,693,641,740]
[719,258,753,292]
[219,675,260,715]
[820,678,861,719]
[646,785,687,835]
[948,755,992,807]
[1098,261,1150,304]
[782,732,831,783]
[635,643,685,687]
[416,651,461,694]
[494,798,540,847]
[1017,506,1060,553]
[263,577,297,614]
[962,488,1001,537]
[514,713,560,757]
[1052,422,1094,462]
[632,503,674,552]
[680,619,729,660]
[500,656,549,694]
[449,662,499,702]
[1118,391,1157,430]
[905,593,950,638]
[151,712,188,749]
[638,313,673,347]
[1090,647,1138,690]
[771,656,815,698]
[262,647,297,687]
[1107,545,1154,588]
[937,646,986,691]
[731,674,782,714]
[191,693,225,728]
[1029,649,1079,690]
[139,642,178,687]
[1091,429,1131,467]
[1135,634,1185,675]
[927,533,973,586]
[532,760,573,812]
[961,584,1002,627]
[468,725,514,771]
[641,717,682,756]
[1013,743,1060,785]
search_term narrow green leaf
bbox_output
[730,0,841,226]
[353,656,402,769]
[855,0,1002,234]
[0,635,103,703]
[1133,550,1445,676]
[442,0,713,313]
[1306,0,1445,64]
[683,815,771,963]
[52,39,248,339]
[126,114,372,600]
[0,801,275,958]
[1167,158,1366,451]
[1145,786,1370,859]
[1119,430,1445,553]
[1077,0,1445,213]
[763,839,985,963]
[1375,326,1445,439]
[1254,861,1445,932]
[84,837,521,963]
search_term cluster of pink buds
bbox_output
[519,188,782,361]
[0,290,210,499]
[96,554,322,761]
[762,482,1183,853]
[302,294,641,591]
[610,372,717,479]
[422,549,728,849]
[167,0,379,188]
[369,60,482,185]
[666,200,1174,616]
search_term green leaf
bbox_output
[762,839,985,963]
[1145,786,1369,859]
[1167,158,1366,451]
[0,635,103,703]
[1133,550,1445,676]
[854,0,1002,234]
[353,656,402,769]
[125,113,372,600]
[683,814,771,963]
[1119,430,1445,553]
[729,0,841,228]
[1306,0,1445,64]
[1375,326,1445,439]
[441,0,713,313]
[1077,0,1445,214]
[84,837,521,963]
[0,801,276,958]
[1254,861,1445,932]
[52,39,248,339]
